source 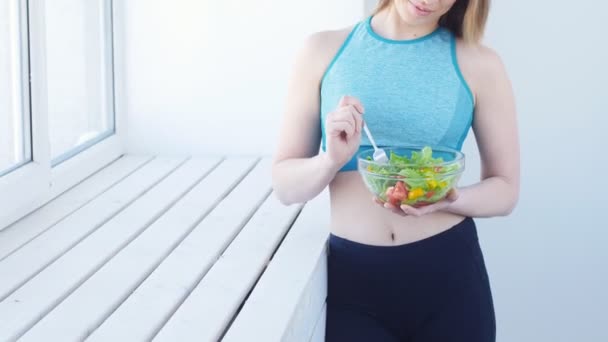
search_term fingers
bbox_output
[384,202,409,217]
[328,107,362,137]
[400,204,422,217]
[347,106,363,134]
[330,107,360,134]
[328,121,355,138]
[338,95,365,114]
[372,197,446,217]
[446,188,460,202]
[372,197,410,217]
[332,96,364,138]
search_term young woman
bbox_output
[271,0,519,340]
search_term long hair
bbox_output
[373,0,490,43]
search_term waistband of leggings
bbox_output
[329,216,476,253]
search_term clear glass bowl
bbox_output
[357,146,465,208]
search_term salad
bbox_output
[361,146,462,207]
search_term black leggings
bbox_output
[326,217,495,342]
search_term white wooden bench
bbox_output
[0,155,330,342]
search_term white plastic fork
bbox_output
[363,122,389,163]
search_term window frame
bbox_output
[0,0,125,231]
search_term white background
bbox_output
[115,0,364,157]
[115,1,607,341]
[472,1,608,341]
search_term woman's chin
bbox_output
[406,0,434,18]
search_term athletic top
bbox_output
[319,15,474,171]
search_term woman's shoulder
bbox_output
[456,40,509,81]
[291,25,358,80]
[455,39,511,101]
[303,25,357,58]
[459,40,505,69]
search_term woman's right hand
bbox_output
[323,95,365,169]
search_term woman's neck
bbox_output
[372,7,439,40]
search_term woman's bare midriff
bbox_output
[328,171,467,246]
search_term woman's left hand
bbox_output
[373,188,460,217]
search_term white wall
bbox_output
[476,1,608,341]
[117,0,364,158]
[119,1,608,341]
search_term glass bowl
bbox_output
[357,146,465,208]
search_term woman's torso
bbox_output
[328,172,469,246]
[319,17,476,246]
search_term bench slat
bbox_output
[18,157,257,342]
[0,157,184,302]
[310,304,327,342]
[283,250,328,342]
[222,191,330,342]
[0,155,151,260]
[87,158,275,341]
[152,193,304,340]
[0,157,219,342]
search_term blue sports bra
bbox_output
[319,16,474,171]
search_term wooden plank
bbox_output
[0,157,220,342]
[87,158,283,342]
[283,251,328,342]
[18,157,257,342]
[222,191,330,342]
[151,197,304,340]
[310,304,327,342]
[0,157,184,302]
[0,155,151,260]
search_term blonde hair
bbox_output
[373,0,490,43]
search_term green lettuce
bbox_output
[362,146,462,206]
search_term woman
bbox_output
[271,0,519,340]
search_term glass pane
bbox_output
[46,0,115,165]
[0,0,31,177]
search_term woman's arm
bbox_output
[271,29,353,205]
[445,45,520,217]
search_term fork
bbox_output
[363,122,389,163]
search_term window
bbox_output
[1,0,123,230]
[46,0,116,165]
[0,0,31,177]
